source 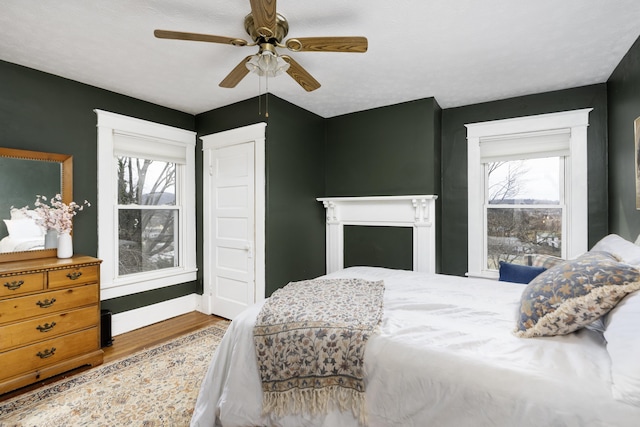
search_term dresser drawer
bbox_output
[0,272,44,298]
[48,265,99,289]
[0,284,99,324]
[0,306,99,351]
[0,327,99,381]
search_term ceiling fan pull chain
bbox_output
[265,74,269,118]
[258,75,262,116]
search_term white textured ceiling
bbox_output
[1,1,639,118]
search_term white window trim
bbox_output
[466,108,592,279]
[95,110,197,299]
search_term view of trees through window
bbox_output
[486,157,563,269]
[117,157,178,275]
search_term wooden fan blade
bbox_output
[286,36,368,53]
[249,0,277,37]
[219,56,253,88]
[154,29,248,46]
[281,55,320,92]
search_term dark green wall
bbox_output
[325,98,441,196]
[324,98,442,271]
[0,60,197,314]
[440,84,609,276]
[195,95,326,296]
[262,97,326,295]
[607,36,640,240]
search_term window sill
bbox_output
[465,271,499,280]
[100,267,198,300]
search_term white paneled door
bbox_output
[201,123,266,320]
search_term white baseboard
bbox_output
[110,294,199,336]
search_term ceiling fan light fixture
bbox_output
[246,49,289,77]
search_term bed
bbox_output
[191,197,640,426]
[0,235,45,252]
[0,212,45,252]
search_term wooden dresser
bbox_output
[0,255,103,394]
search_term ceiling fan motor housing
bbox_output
[244,13,289,44]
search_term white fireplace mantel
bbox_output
[316,195,438,274]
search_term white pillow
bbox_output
[604,290,640,407]
[3,218,44,239]
[9,208,27,219]
[591,234,640,266]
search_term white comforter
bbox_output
[191,267,640,427]
[0,235,44,252]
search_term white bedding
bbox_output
[191,267,640,427]
[0,235,44,252]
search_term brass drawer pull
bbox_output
[36,322,57,333]
[36,347,56,359]
[3,280,24,291]
[66,271,83,280]
[36,298,56,308]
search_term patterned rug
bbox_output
[0,320,229,427]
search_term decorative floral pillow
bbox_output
[515,251,640,338]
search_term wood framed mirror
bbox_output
[0,147,72,262]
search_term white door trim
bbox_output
[199,122,266,316]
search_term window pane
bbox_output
[486,207,562,269]
[118,209,178,275]
[487,158,560,204]
[117,157,176,205]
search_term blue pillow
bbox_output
[498,261,546,284]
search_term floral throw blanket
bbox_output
[253,278,385,425]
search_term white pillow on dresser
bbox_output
[604,290,640,407]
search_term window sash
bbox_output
[117,206,180,276]
[115,160,184,277]
[482,157,566,270]
[484,204,565,269]
[484,157,566,205]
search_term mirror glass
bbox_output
[0,148,72,262]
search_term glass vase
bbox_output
[44,229,58,249]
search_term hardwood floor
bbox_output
[103,311,226,363]
[0,311,226,402]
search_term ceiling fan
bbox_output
[154,0,367,92]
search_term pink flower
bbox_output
[29,194,91,234]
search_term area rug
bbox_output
[0,320,229,427]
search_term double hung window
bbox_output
[466,109,591,279]
[95,110,197,298]
[485,156,563,269]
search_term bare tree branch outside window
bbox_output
[117,157,178,275]
[486,159,562,269]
